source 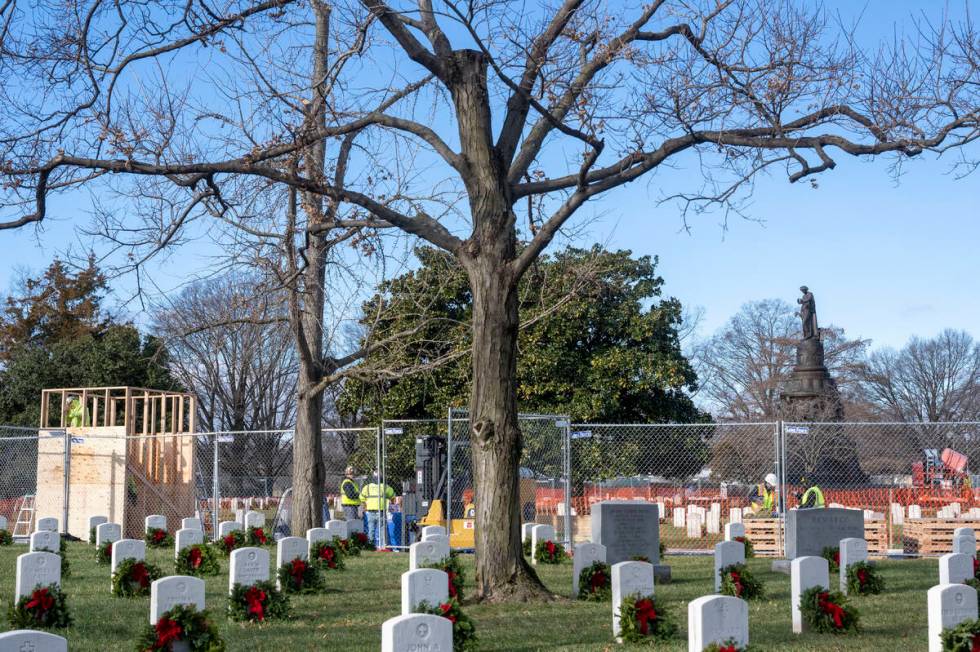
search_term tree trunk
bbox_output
[449,49,551,602]
[292,359,325,533]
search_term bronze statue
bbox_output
[797,286,818,340]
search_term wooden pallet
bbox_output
[743,518,890,557]
[864,521,888,554]
[903,518,980,555]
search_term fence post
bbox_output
[446,407,454,544]
[777,420,787,557]
[212,433,220,541]
[62,429,70,536]
[563,418,571,548]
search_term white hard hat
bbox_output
[764,473,778,486]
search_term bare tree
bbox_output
[859,329,980,422]
[695,299,868,419]
[0,0,977,600]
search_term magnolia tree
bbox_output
[0,0,977,601]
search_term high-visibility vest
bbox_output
[67,400,85,427]
[360,482,394,512]
[340,478,361,506]
[756,484,775,512]
[800,486,825,508]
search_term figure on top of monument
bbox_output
[797,286,819,340]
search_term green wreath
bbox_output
[719,563,764,600]
[135,604,226,651]
[145,527,173,548]
[310,540,346,571]
[422,552,465,600]
[821,546,840,573]
[659,541,666,558]
[534,539,565,564]
[334,536,361,557]
[217,531,245,556]
[95,539,114,565]
[618,593,677,643]
[89,526,96,545]
[351,531,375,551]
[419,599,478,652]
[276,558,325,594]
[57,536,71,577]
[112,559,163,597]
[0,529,11,546]
[845,561,884,595]
[577,561,611,601]
[522,536,531,557]
[246,526,270,546]
[7,583,73,629]
[228,580,290,622]
[941,618,980,651]
[798,586,859,634]
[733,536,754,558]
[176,543,221,576]
[702,640,759,651]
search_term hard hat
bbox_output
[345,466,355,475]
[764,473,778,486]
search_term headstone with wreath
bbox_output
[409,540,449,571]
[150,576,206,623]
[401,569,449,615]
[88,515,107,542]
[325,519,348,540]
[725,522,745,541]
[838,538,867,595]
[96,522,122,547]
[0,630,68,651]
[175,528,203,559]
[611,560,654,639]
[940,552,974,585]
[218,521,241,537]
[36,517,58,532]
[229,547,270,594]
[181,517,202,531]
[927,583,978,652]
[688,594,749,651]
[16,551,61,600]
[572,542,607,598]
[714,541,745,593]
[244,511,265,529]
[381,613,452,652]
[30,530,59,554]
[791,556,829,634]
[530,524,556,566]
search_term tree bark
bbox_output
[292,358,325,533]
[450,49,551,602]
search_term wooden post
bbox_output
[59,391,67,428]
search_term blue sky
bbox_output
[0,1,977,351]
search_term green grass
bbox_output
[0,541,938,651]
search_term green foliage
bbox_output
[112,559,163,597]
[7,583,72,628]
[577,561,611,601]
[96,540,113,565]
[534,538,566,564]
[217,531,244,556]
[719,563,764,600]
[0,257,180,427]
[245,526,270,546]
[338,246,708,481]
[422,551,465,600]
[276,559,325,594]
[821,546,840,573]
[617,593,676,643]
[175,544,221,577]
[733,536,754,558]
[846,561,885,595]
[798,586,860,634]
[522,536,531,557]
[942,618,980,651]
[702,641,758,652]
[135,604,226,652]
[310,540,345,571]
[418,599,478,652]
[334,536,361,557]
[0,529,12,545]
[227,580,290,622]
[145,528,172,548]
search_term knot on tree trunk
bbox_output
[472,419,495,448]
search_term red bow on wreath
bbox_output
[25,587,54,612]
[130,562,150,588]
[857,568,868,585]
[590,570,607,592]
[189,547,203,569]
[545,541,556,557]
[253,528,267,544]
[154,617,183,648]
[245,586,266,621]
[817,591,845,629]
[633,598,657,635]
[729,570,744,597]
[290,559,307,587]
[355,532,368,544]
[832,551,840,567]
[974,558,979,576]
[971,634,980,652]
[223,534,237,551]
[439,602,457,624]
[718,646,738,652]
[446,570,458,598]
[152,529,166,543]
[319,546,337,568]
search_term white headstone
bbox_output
[940,552,974,585]
[181,517,203,531]
[15,552,61,600]
[275,536,309,590]
[673,507,685,528]
[612,561,655,639]
[244,511,265,529]
[729,508,742,525]
[530,524,556,565]
[409,540,450,571]
[725,522,745,541]
[688,595,749,652]
[175,528,203,559]
[88,515,107,534]
[656,502,666,521]
[381,614,452,652]
[954,528,977,558]
[111,539,146,575]
[324,519,348,540]
[572,542,607,598]
[218,521,242,537]
[229,547,270,593]
[714,541,746,593]
[150,576,206,624]
[928,583,978,652]
[891,503,905,525]
[521,522,536,540]
[421,525,446,539]
[909,504,922,519]
[346,519,364,535]
[0,630,68,652]
[96,522,122,547]
[791,556,829,634]
[29,530,59,554]
[36,517,58,532]
[145,515,167,533]
[307,527,330,544]
[687,513,703,538]
[235,508,246,524]
[423,533,450,547]
[706,510,721,534]
[0,516,5,531]
[838,538,868,594]
[401,569,449,615]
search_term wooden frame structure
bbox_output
[39,386,195,434]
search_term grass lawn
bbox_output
[0,540,938,651]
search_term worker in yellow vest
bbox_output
[340,466,362,521]
[67,396,85,427]
[797,477,826,509]
[749,473,778,516]
[360,471,395,547]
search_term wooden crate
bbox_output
[903,518,980,555]
[743,518,890,557]
[864,520,889,554]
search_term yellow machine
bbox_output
[417,478,537,549]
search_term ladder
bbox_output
[12,494,35,537]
